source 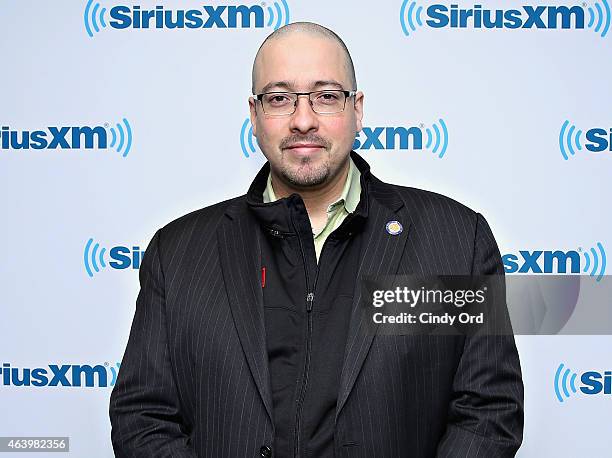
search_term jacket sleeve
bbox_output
[436,213,524,458]
[109,229,197,458]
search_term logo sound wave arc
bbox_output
[240,118,259,158]
[559,120,584,160]
[424,118,448,158]
[84,238,107,278]
[400,0,424,36]
[579,242,607,282]
[107,118,133,157]
[554,363,578,402]
[587,0,611,38]
[267,0,290,30]
[84,0,108,38]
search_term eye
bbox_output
[316,91,341,104]
[264,94,291,106]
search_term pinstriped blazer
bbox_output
[109,151,524,458]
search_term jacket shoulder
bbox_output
[156,194,246,251]
[385,181,479,223]
[381,182,500,273]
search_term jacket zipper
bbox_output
[291,208,344,456]
[291,215,320,458]
[294,290,314,458]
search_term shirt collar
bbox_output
[262,156,361,215]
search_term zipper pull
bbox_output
[306,292,314,312]
[266,227,282,238]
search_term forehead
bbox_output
[255,33,350,92]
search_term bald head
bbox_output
[251,22,357,94]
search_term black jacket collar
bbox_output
[243,150,387,238]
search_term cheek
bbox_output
[257,119,287,143]
[323,116,356,143]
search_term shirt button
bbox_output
[260,445,272,457]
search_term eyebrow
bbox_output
[258,80,344,94]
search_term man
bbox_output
[110,22,523,458]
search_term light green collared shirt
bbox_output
[262,157,361,263]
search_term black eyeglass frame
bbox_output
[253,89,357,116]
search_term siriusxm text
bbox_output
[503,250,581,273]
[0,126,106,149]
[426,4,585,29]
[109,246,144,270]
[581,371,612,395]
[1,363,114,387]
[109,5,264,29]
[584,128,612,152]
[354,127,423,150]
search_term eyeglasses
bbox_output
[254,89,356,116]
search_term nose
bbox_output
[289,94,319,134]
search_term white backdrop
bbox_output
[1,0,611,456]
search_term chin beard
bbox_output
[281,158,330,187]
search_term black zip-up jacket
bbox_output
[246,154,369,457]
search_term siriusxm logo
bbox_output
[559,120,612,160]
[554,363,612,402]
[1,119,133,157]
[239,118,449,158]
[400,1,610,37]
[84,238,144,277]
[503,242,607,281]
[0,362,120,388]
[84,0,290,37]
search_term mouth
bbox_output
[285,144,325,154]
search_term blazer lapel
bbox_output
[335,178,411,421]
[217,202,274,425]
